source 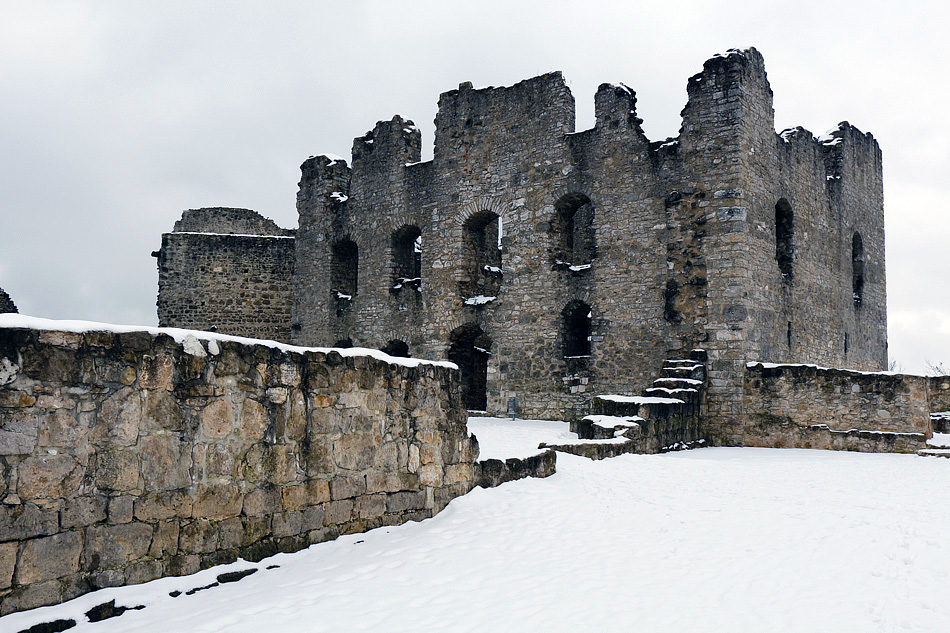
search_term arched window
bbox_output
[448,324,491,410]
[775,199,794,280]
[554,193,595,267]
[391,225,422,291]
[331,239,358,299]
[461,211,502,299]
[381,339,410,357]
[563,300,592,357]
[852,232,865,307]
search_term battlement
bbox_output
[0,287,16,314]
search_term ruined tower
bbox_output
[156,48,887,440]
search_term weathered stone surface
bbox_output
[16,531,82,584]
[139,434,191,491]
[62,495,108,528]
[18,454,84,499]
[200,400,233,439]
[0,541,17,590]
[84,523,153,571]
[93,449,139,491]
[192,484,243,520]
[0,325,474,616]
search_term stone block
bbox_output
[0,541,17,590]
[243,487,281,517]
[0,429,35,455]
[0,579,62,615]
[91,387,142,446]
[192,484,243,520]
[0,503,59,541]
[108,495,134,524]
[38,408,87,448]
[200,400,233,439]
[125,559,164,585]
[0,389,35,407]
[144,390,184,431]
[179,519,218,554]
[18,453,85,500]
[330,475,366,500]
[357,494,386,520]
[148,519,180,558]
[140,353,174,390]
[272,510,304,538]
[83,522,152,571]
[16,531,82,584]
[134,491,192,521]
[240,399,269,442]
[166,554,200,577]
[62,495,108,528]
[90,568,125,588]
[386,490,426,513]
[210,518,241,552]
[93,449,139,492]
[139,434,191,491]
[323,499,353,525]
[332,432,378,470]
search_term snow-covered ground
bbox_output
[5,422,950,633]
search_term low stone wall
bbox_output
[929,376,950,414]
[740,363,931,452]
[0,323,476,615]
[474,449,556,488]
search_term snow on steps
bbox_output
[919,432,950,458]
[545,350,707,459]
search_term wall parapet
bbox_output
[0,317,475,615]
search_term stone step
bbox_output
[653,377,704,388]
[644,386,700,403]
[573,414,643,440]
[917,449,950,458]
[661,365,706,381]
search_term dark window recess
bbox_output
[852,232,865,307]
[775,199,794,280]
[391,225,422,291]
[331,240,359,298]
[844,332,849,355]
[334,338,353,348]
[460,211,502,299]
[563,301,593,357]
[554,193,596,267]
[787,321,793,348]
[381,340,410,357]
[448,324,491,410]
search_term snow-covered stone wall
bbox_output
[0,321,475,615]
[740,363,931,452]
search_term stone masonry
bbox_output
[155,208,296,343]
[0,289,16,315]
[156,48,890,445]
[0,323,476,615]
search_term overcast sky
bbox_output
[1,1,947,374]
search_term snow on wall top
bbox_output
[0,315,457,370]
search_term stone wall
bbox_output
[155,208,295,343]
[739,363,930,452]
[0,289,16,315]
[929,375,950,413]
[0,324,475,615]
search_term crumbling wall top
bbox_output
[172,207,294,237]
[0,286,17,314]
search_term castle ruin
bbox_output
[156,48,888,443]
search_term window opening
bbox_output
[852,232,865,307]
[461,211,502,300]
[786,322,793,348]
[381,339,410,358]
[775,199,794,280]
[448,324,491,410]
[391,225,422,291]
[334,338,353,348]
[844,332,849,356]
[554,193,595,267]
[563,301,593,357]
[331,240,358,299]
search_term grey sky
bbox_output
[1,0,947,373]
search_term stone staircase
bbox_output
[543,350,707,459]
[918,412,950,458]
